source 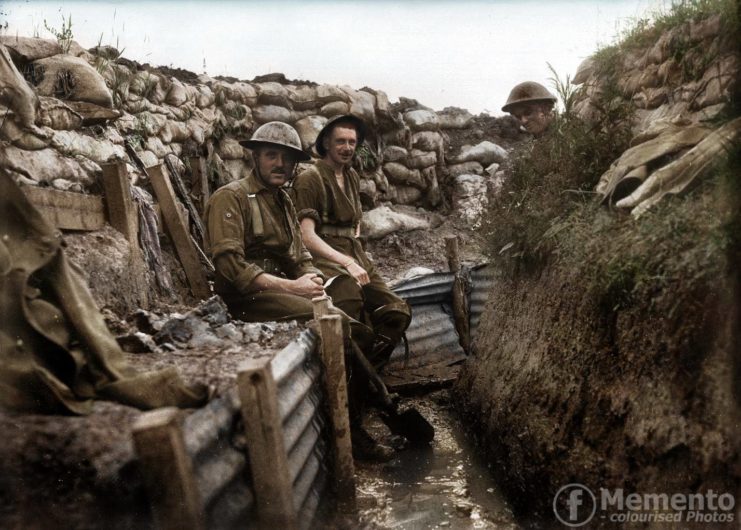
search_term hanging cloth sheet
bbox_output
[0,169,208,414]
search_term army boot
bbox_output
[351,426,395,463]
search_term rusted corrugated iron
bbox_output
[271,329,330,527]
[391,272,455,305]
[469,263,496,339]
[386,303,466,370]
[180,389,256,526]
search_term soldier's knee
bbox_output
[371,302,411,338]
[326,274,364,319]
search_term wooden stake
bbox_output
[237,357,298,529]
[317,314,356,510]
[189,156,210,215]
[445,236,470,353]
[148,164,211,300]
[101,161,149,308]
[445,236,460,274]
[132,408,205,530]
[101,162,137,243]
[311,295,332,320]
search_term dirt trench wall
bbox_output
[454,259,740,525]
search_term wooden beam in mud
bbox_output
[132,408,205,530]
[147,163,211,300]
[237,356,298,530]
[21,185,105,231]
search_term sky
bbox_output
[1,0,665,114]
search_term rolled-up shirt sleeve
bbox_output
[293,170,323,226]
[206,189,264,293]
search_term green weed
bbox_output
[44,14,74,54]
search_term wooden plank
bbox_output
[445,236,470,353]
[21,186,105,231]
[237,357,298,529]
[101,162,137,242]
[189,156,209,215]
[100,161,149,308]
[147,163,211,299]
[132,408,205,530]
[317,314,356,511]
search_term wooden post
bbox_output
[311,295,332,319]
[237,357,298,530]
[317,314,356,510]
[445,236,470,353]
[189,156,210,214]
[445,236,460,274]
[101,161,149,308]
[101,162,137,243]
[148,164,211,299]
[132,408,205,530]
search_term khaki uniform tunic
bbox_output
[293,160,410,366]
[204,170,322,322]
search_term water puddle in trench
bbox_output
[355,391,519,529]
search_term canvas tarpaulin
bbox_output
[0,169,208,414]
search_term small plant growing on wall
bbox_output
[44,14,74,54]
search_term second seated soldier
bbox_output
[292,115,412,372]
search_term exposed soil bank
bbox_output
[453,200,741,527]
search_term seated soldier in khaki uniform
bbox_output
[205,121,325,321]
[293,115,412,369]
[205,121,394,461]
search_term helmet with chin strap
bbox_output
[502,81,557,113]
[239,121,311,161]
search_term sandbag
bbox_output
[294,115,327,150]
[404,109,439,131]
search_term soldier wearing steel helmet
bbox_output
[203,121,326,322]
[502,81,557,137]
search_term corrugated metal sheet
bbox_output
[469,263,496,339]
[386,303,466,370]
[273,329,330,528]
[180,389,256,527]
[391,272,455,305]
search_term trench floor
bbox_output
[354,391,519,529]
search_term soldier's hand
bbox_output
[346,261,370,286]
[292,273,325,298]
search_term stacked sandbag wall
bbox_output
[0,35,514,217]
[572,13,738,134]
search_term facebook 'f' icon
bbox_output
[567,488,583,521]
[553,484,596,527]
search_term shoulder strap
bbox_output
[246,194,264,238]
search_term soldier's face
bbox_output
[510,103,553,136]
[255,146,297,187]
[324,125,357,166]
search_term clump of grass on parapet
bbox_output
[592,0,739,83]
